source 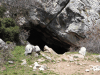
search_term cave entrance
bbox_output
[27,26,70,54]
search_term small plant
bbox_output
[73,56,78,58]
[62,59,66,62]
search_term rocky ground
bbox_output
[37,51,100,75]
[0,46,100,75]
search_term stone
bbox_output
[79,47,86,56]
[34,45,41,52]
[0,39,6,50]
[21,59,27,65]
[45,56,52,60]
[38,58,45,62]
[67,65,70,66]
[25,44,34,56]
[63,58,68,61]
[0,38,5,45]
[8,61,14,64]
[33,62,47,71]
[39,65,47,71]
[85,69,90,72]
[44,45,57,54]
[29,65,32,68]
[34,53,39,57]
[69,56,74,62]
[41,53,52,60]
[33,66,37,71]
[34,62,41,68]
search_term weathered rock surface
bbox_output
[25,44,41,56]
[44,45,57,54]
[1,0,100,50]
[25,44,34,55]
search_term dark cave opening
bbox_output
[27,26,70,54]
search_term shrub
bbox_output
[0,18,19,42]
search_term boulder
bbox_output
[1,0,100,50]
[25,44,34,55]
[25,44,41,56]
[34,45,41,52]
[79,47,86,56]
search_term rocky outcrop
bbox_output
[1,0,100,50]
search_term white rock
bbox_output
[79,47,86,56]
[67,65,70,66]
[29,65,32,67]
[79,63,82,65]
[63,58,68,61]
[21,59,27,65]
[45,56,52,60]
[41,53,52,60]
[69,56,74,62]
[34,45,41,52]
[39,67,44,71]
[34,53,39,57]
[85,69,90,72]
[74,59,77,61]
[34,62,41,68]
[33,66,37,71]
[25,44,34,56]
[39,65,47,71]
[38,58,45,62]
[0,38,5,45]
[8,61,13,64]
[44,45,57,54]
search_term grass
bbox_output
[0,46,59,75]
[65,52,79,55]
[62,58,67,62]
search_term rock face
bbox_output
[1,0,100,49]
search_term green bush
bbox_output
[0,18,19,42]
[0,5,6,17]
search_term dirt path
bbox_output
[43,53,100,75]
